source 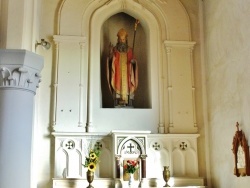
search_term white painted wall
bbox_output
[0,0,42,50]
[204,0,250,187]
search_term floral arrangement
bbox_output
[123,160,139,174]
[83,148,101,172]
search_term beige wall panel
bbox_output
[171,47,194,132]
[56,42,83,131]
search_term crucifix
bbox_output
[127,143,134,153]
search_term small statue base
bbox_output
[114,99,134,108]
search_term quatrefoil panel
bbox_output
[94,141,103,150]
[177,140,192,151]
[63,140,75,150]
[179,141,188,150]
[150,141,162,151]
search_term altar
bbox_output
[52,178,206,188]
[50,1,206,187]
[52,131,205,188]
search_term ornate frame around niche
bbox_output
[232,122,250,176]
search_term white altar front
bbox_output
[52,131,205,188]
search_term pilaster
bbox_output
[52,35,87,132]
[164,41,197,133]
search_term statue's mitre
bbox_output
[117,28,128,38]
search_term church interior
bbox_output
[1,0,250,188]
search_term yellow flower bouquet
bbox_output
[83,149,101,172]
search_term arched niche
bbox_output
[87,1,160,132]
[101,12,150,108]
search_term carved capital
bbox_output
[115,155,122,160]
[0,50,44,94]
[140,154,147,160]
[165,46,172,54]
[164,40,196,49]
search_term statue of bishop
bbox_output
[107,28,138,107]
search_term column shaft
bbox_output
[0,49,43,188]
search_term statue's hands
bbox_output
[109,43,113,59]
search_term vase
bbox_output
[163,166,170,187]
[86,170,94,188]
[128,173,134,186]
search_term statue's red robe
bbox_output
[107,47,138,105]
